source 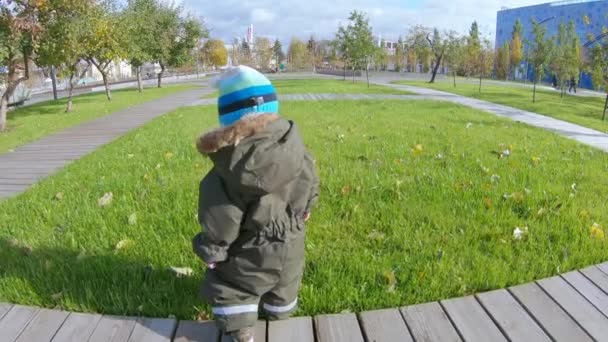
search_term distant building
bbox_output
[496,0,608,89]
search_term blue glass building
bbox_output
[496,0,608,89]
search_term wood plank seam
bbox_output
[169,317,180,342]
[506,287,565,341]
[596,264,608,277]
[561,272,608,320]
[394,307,419,341]
[534,279,598,340]
[472,294,511,340]
[3,305,40,342]
[437,301,467,342]
[582,266,608,296]
[0,304,13,321]
[354,312,375,342]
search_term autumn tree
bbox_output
[510,19,524,79]
[584,18,608,119]
[201,39,227,69]
[444,32,465,87]
[496,42,510,80]
[287,38,308,70]
[427,28,448,83]
[475,39,494,92]
[36,0,94,112]
[0,0,41,130]
[394,37,405,72]
[552,21,581,97]
[465,21,481,77]
[406,25,432,73]
[83,1,124,101]
[254,37,273,69]
[528,19,555,102]
[121,0,157,93]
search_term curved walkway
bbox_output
[2,262,608,341]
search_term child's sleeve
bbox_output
[304,151,320,213]
[192,170,244,264]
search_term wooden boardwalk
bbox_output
[0,87,211,200]
[3,263,608,341]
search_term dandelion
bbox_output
[411,144,423,156]
[513,226,529,240]
[164,152,174,159]
[591,223,605,240]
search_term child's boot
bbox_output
[227,327,254,342]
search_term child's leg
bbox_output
[202,270,261,333]
[260,235,305,320]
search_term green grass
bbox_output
[203,78,412,98]
[0,84,198,153]
[394,79,608,133]
[1,100,608,319]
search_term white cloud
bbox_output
[251,8,277,23]
[183,0,548,44]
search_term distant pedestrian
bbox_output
[569,77,577,94]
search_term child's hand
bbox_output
[303,212,311,222]
[207,262,217,270]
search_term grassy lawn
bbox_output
[394,80,608,133]
[0,84,198,153]
[1,100,608,319]
[203,78,412,98]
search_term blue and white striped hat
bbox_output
[214,65,279,126]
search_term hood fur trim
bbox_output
[197,114,280,154]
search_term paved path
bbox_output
[0,86,212,200]
[2,262,608,341]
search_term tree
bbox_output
[0,0,41,131]
[427,28,448,83]
[335,10,375,81]
[528,19,555,103]
[510,33,523,80]
[374,46,388,71]
[551,21,581,97]
[307,35,317,72]
[150,3,206,88]
[201,39,227,69]
[122,0,157,93]
[272,39,284,67]
[255,37,273,69]
[394,37,405,72]
[407,25,432,74]
[287,38,308,70]
[239,40,254,66]
[36,0,93,112]
[496,42,510,80]
[445,32,465,87]
[476,39,494,92]
[585,19,608,120]
[83,2,124,101]
[465,21,481,77]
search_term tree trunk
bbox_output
[343,63,346,81]
[137,66,143,93]
[453,71,457,87]
[366,62,370,88]
[51,66,58,100]
[429,54,443,84]
[479,76,482,93]
[603,93,608,121]
[0,95,8,131]
[352,66,355,83]
[157,63,165,88]
[102,73,112,101]
[66,72,75,113]
[533,81,537,103]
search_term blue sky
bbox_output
[182,0,549,44]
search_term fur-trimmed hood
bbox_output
[196,114,306,195]
[196,114,280,155]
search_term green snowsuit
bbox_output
[192,114,319,332]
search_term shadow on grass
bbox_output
[0,238,203,319]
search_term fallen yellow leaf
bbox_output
[591,223,605,240]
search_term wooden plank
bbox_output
[0,184,29,191]
[314,313,364,342]
[15,309,69,342]
[51,312,102,342]
[127,317,176,342]
[537,276,608,341]
[476,289,551,342]
[440,296,507,341]
[581,266,608,293]
[509,283,592,342]
[562,271,608,316]
[597,262,608,276]
[268,317,314,342]
[358,309,413,342]
[173,320,220,342]
[400,302,461,342]
[0,305,39,342]
[88,316,138,342]
[0,179,37,185]
[0,303,13,321]
[220,321,265,342]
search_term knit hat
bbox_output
[214,65,279,126]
